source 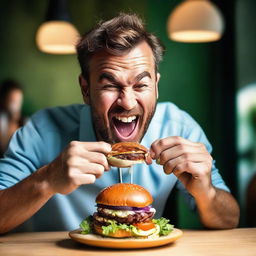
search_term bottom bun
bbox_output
[107,156,144,168]
[93,223,133,238]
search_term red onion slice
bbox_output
[96,204,152,211]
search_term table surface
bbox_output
[0,228,255,256]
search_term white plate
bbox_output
[69,228,183,249]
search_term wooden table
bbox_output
[0,228,255,256]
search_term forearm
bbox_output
[195,187,240,229]
[0,165,54,234]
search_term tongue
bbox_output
[113,119,136,137]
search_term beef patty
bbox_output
[93,209,154,225]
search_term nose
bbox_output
[116,89,137,110]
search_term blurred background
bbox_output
[0,0,255,228]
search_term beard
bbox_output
[89,100,157,144]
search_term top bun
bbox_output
[96,183,153,207]
[111,142,148,154]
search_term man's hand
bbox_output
[150,136,214,198]
[0,141,111,234]
[45,141,111,195]
[150,136,240,229]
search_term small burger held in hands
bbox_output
[80,183,173,238]
[107,142,151,168]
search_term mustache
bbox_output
[109,106,143,116]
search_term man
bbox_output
[0,13,239,233]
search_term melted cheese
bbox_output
[98,208,135,217]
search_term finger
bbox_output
[163,153,211,174]
[150,136,202,160]
[71,173,97,186]
[67,146,111,171]
[173,162,209,180]
[66,153,110,171]
[83,163,105,178]
[70,162,105,178]
[145,153,153,165]
[83,151,110,171]
[69,141,112,154]
[158,144,207,165]
[173,163,191,178]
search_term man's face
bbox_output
[80,41,160,143]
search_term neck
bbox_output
[9,113,21,123]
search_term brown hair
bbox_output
[76,13,165,81]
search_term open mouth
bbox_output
[112,115,139,141]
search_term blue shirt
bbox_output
[0,102,230,231]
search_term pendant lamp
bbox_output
[167,0,224,43]
[36,0,80,54]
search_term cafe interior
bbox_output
[0,0,255,253]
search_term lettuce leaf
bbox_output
[102,220,132,235]
[152,217,174,236]
[79,216,173,237]
[80,216,92,234]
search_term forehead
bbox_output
[8,89,22,98]
[89,41,155,76]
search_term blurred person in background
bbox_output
[0,80,25,157]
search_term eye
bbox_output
[102,84,121,90]
[134,84,148,89]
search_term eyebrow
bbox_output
[98,71,151,84]
[98,73,118,84]
[134,71,151,83]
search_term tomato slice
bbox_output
[134,221,155,231]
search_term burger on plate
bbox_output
[80,183,173,238]
[107,142,151,168]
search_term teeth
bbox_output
[115,116,136,123]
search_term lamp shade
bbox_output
[36,21,79,54]
[167,0,224,43]
[36,0,80,54]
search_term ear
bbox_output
[155,73,160,99]
[79,74,90,105]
